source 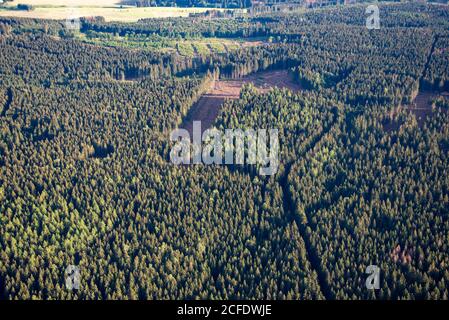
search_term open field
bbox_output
[0,1,216,22]
[1,0,123,5]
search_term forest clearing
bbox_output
[181,70,301,135]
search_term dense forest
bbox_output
[0,2,449,299]
[133,0,252,8]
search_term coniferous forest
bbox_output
[0,2,449,300]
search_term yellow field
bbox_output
[0,1,217,22]
[1,0,123,6]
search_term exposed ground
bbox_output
[409,90,437,126]
[244,70,303,92]
[384,90,449,131]
[181,70,301,136]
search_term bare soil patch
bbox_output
[240,40,266,49]
[409,90,438,127]
[384,90,447,131]
[244,70,303,93]
[413,91,435,108]
[181,91,225,137]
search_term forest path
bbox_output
[386,35,445,130]
[279,106,340,300]
[1,88,13,117]
[409,34,440,126]
[421,34,439,83]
